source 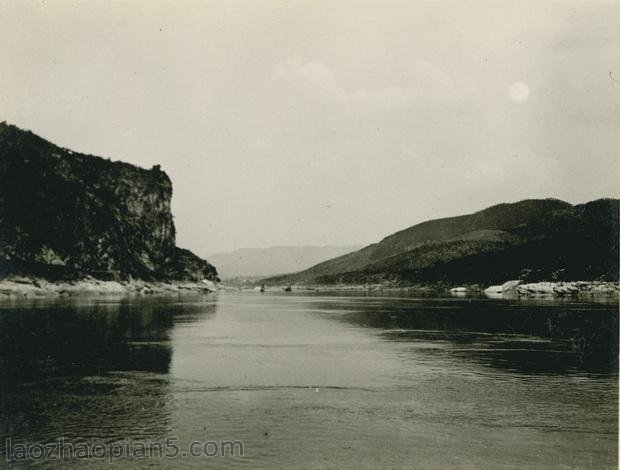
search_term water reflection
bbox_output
[0,292,617,469]
[0,296,217,449]
[302,296,619,376]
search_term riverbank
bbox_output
[0,275,217,298]
[514,281,619,297]
[256,280,619,299]
[239,282,452,295]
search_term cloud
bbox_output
[274,56,477,107]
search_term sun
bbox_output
[509,81,530,103]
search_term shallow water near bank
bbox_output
[0,292,617,468]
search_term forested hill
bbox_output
[266,198,619,285]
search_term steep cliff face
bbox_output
[0,122,217,281]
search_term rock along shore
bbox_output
[514,281,619,297]
[257,280,619,299]
[0,276,217,298]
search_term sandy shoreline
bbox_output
[0,276,217,298]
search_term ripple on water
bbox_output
[0,292,617,469]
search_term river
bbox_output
[0,291,617,468]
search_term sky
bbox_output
[0,1,618,255]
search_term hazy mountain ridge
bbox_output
[208,245,362,279]
[0,122,218,281]
[266,198,619,285]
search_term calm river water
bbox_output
[0,292,617,468]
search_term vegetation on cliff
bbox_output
[267,198,619,285]
[0,122,217,282]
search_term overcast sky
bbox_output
[1,1,618,255]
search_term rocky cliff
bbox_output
[0,122,217,281]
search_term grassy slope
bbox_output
[267,198,619,285]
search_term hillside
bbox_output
[0,122,218,282]
[208,245,361,279]
[266,198,619,285]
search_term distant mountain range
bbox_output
[265,198,619,285]
[208,245,361,279]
